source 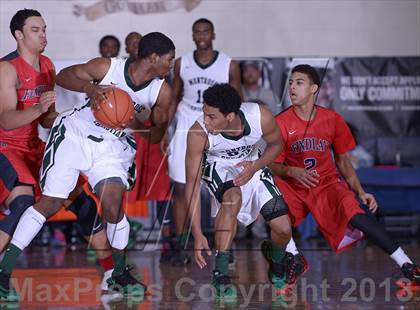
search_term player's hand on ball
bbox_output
[194,234,212,269]
[234,161,257,186]
[37,91,56,113]
[359,192,378,213]
[84,83,113,102]
[288,167,319,188]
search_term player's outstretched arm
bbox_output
[131,81,173,144]
[229,60,243,99]
[185,122,211,268]
[234,105,282,186]
[56,57,111,100]
[335,152,378,212]
[0,62,55,131]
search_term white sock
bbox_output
[390,247,412,267]
[12,206,46,250]
[106,215,130,250]
[286,237,299,255]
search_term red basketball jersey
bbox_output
[274,106,356,188]
[0,51,55,152]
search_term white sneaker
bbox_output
[101,269,114,291]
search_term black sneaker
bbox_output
[212,270,237,300]
[0,269,19,302]
[170,249,191,267]
[286,253,308,285]
[106,265,147,296]
[395,263,420,288]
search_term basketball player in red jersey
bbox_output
[267,64,420,288]
[0,9,116,301]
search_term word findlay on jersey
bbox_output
[290,137,329,154]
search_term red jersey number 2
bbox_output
[304,158,317,174]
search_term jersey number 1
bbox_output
[196,90,203,104]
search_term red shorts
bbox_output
[0,148,44,204]
[125,133,171,203]
[276,178,365,253]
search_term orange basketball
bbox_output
[91,87,135,129]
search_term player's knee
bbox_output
[221,187,242,214]
[106,215,130,250]
[35,196,65,218]
[69,191,103,236]
[0,195,35,235]
[94,178,125,222]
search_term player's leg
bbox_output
[266,177,309,287]
[260,195,292,293]
[168,112,194,266]
[171,182,191,266]
[93,177,146,296]
[0,152,40,253]
[0,186,34,253]
[349,213,420,287]
[213,185,242,299]
[0,194,65,301]
[156,200,174,264]
[65,186,114,290]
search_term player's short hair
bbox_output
[203,84,242,115]
[99,35,121,50]
[138,32,175,59]
[125,31,142,45]
[291,64,321,87]
[192,18,214,32]
[10,9,42,38]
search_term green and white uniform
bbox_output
[40,57,164,198]
[198,102,282,226]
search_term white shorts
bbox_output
[167,106,201,183]
[40,115,136,199]
[202,162,282,226]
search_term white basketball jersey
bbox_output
[197,102,263,167]
[66,57,164,140]
[179,51,231,114]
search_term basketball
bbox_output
[91,87,135,129]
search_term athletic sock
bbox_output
[112,252,125,275]
[99,255,114,271]
[176,233,188,248]
[272,243,286,263]
[0,244,22,274]
[390,247,413,267]
[286,237,299,255]
[215,250,229,275]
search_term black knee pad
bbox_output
[260,196,288,222]
[0,195,35,235]
[68,191,103,236]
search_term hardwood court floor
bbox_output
[3,237,420,309]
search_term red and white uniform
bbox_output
[274,106,365,253]
[0,51,54,203]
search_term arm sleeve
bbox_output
[332,113,356,154]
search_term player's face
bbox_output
[203,103,230,135]
[17,16,47,54]
[192,22,214,50]
[126,34,141,59]
[288,72,318,106]
[156,49,175,78]
[100,39,119,58]
[242,65,260,86]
